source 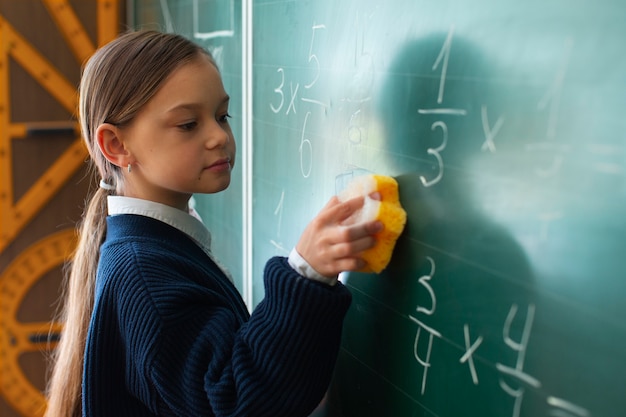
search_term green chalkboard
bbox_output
[133,0,626,416]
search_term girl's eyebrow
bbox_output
[166,95,230,113]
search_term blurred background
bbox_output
[0,1,123,415]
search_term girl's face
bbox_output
[121,54,236,209]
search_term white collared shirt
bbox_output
[107,196,336,286]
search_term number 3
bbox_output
[270,68,285,114]
[420,121,448,187]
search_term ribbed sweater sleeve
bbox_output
[83,215,352,417]
[205,257,352,416]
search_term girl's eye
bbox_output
[219,113,232,124]
[178,121,197,131]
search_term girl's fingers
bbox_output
[326,222,381,262]
[332,235,377,258]
[297,196,385,276]
[340,220,383,243]
[317,196,365,224]
[317,192,383,226]
[331,257,366,273]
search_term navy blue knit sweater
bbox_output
[82,214,352,416]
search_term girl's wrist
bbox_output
[287,248,338,286]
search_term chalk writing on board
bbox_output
[159,0,233,69]
[269,23,329,178]
[406,256,590,417]
[421,121,448,187]
[269,25,329,115]
[527,39,572,179]
[192,0,235,40]
[159,0,175,33]
[408,256,441,395]
[347,109,365,144]
[480,104,505,153]
[416,27,468,187]
[496,304,540,417]
[460,324,483,384]
[588,143,624,175]
[537,38,572,142]
[304,23,325,89]
[415,256,437,316]
[547,396,591,417]
[269,190,289,254]
[269,68,287,114]
[434,27,454,104]
[300,112,313,178]
[343,10,375,146]
[160,0,235,40]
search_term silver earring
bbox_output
[127,163,132,173]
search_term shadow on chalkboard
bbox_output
[323,33,540,417]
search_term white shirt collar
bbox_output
[107,196,332,287]
[107,196,212,254]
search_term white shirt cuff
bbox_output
[288,248,337,286]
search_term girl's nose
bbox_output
[205,121,230,148]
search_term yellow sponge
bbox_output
[338,174,407,273]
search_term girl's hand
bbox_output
[295,195,383,278]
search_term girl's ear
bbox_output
[96,123,132,168]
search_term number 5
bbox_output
[305,24,326,89]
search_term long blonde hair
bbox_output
[45,30,210,417]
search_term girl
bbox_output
[45,30,381,417]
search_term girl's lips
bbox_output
[206,158,231,172]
